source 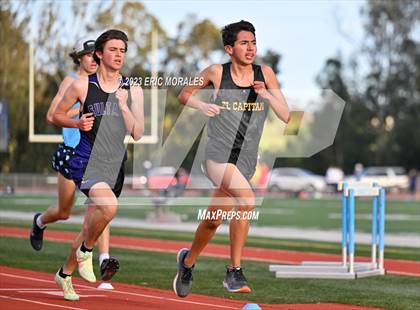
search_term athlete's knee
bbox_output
[236,192,255,211]
[237,204,255,213]
[204,218,223,230]
[99,203,118,222]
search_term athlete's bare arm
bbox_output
[66,107,81,119]
[256,65,290,123]
[178,64,224,117]
[115,85,144,141]
[46,76,75,124]
[53,79,93,131]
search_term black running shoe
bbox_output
[30,213,45,251]
[223,266,251,293]
[100,257,120,281]
[173,248,194,297]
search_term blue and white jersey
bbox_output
[62,72,81,148]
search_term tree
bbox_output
[162,15,223,76]
[315,58,375,173]
[1,1,169,172]
[362,0,420,169]
[0,6,32,172]
[257,49,281,74]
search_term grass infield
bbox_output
[1,195,419,234]
[1,219,419,261]
[0,236,419,310]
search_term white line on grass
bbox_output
[328,213,420,221]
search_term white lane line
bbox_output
[0,295,87,310]
[0,288,96,291]
[0,288,60,291]
[1,272,238,309]
[0,272,59,284]
[328,213,420,221]
[30,291,106,298]
[107,289,239,309]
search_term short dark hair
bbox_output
[221,20,255,46]
[69,52,80,65]
[93,29,128,65]
[68,39,95,65]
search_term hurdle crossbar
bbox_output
[269,181,386,279]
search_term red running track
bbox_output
[0,266,384,310]
[1,226,418,277]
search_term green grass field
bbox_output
[1,219,419,261]
[1,194,419,309]
[0,236,419,310]
[1,194,419,234]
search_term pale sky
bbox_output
[143,0,366,104]
[26,0,366,105]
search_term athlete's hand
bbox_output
[252,81,271,100]
[200,103,224,117]
[78,113,94,131]
[116,88,128,110]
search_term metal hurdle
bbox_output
[269,181,386,279]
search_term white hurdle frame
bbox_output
[269,181,386,279]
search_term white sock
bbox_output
[36,215,46,229]
[99,253,110,266]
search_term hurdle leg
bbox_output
[348,189,355,274]
[371,194,378,266]
[341,183,348,266]
[378,188,386,271]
